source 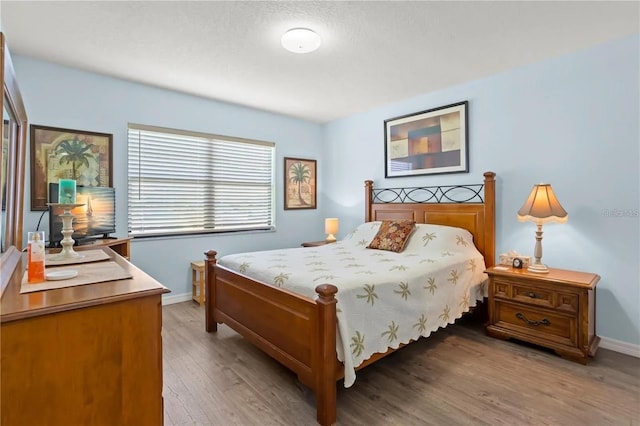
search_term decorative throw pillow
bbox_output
[367,220,416,253]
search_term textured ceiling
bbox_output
[1,1,638,123]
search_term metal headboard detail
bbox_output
[371,182,485,204]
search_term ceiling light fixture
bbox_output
[281,28,321,54]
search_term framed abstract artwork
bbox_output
[284,157,316,210]
[30,125,113,211]
[384,101,468,177]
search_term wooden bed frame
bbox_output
[205,171,495,426]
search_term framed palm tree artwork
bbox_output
[30,125,113,211]
[284,157,316,210]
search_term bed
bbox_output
[205,171,496,426]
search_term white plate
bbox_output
[46,270,78,281]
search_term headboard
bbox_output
[365,171,496,267]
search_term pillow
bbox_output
[402,223,476,253]
[342,221,383,247]
[367,220,416,253]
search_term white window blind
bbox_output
[127,124,275,237]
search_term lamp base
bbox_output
[528,262,549,273]
[528,223,549,273]
[326,234,336,242]
[47,203,86,262]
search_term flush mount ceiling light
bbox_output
[281,28,321,54]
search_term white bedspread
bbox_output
[218,222,488,387]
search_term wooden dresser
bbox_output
[485,265,599,364]
[0,247,170,425]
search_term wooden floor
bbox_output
[163,302,640,426]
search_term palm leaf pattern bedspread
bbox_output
[218,222,488,387]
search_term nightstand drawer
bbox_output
[512,284,553,308]
[494,301,576,346]
[492,278,579,313]
[492,277,554,308]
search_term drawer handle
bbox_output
[516,312,550,327]
[526,292,538,299]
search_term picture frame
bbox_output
[30,125,113,211]
[284,157,317,210]
[384,101,468,178]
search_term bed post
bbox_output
[364,180,374,222]
[314,283,338,426]
[483,172,496,267]
[204,250,218,332]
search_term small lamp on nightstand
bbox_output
[325,218,339,242]
[517,183,568,273]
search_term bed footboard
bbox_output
[205,250,338,426]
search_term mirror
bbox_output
[1,32,28,294]
[1,107,9,250]
[1,32,27,252]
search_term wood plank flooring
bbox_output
[163,302,639,425]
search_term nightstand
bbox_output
[485,266,600,364]
[301,240,335,247]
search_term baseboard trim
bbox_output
[599,336,640,358]
[162,292,193,305]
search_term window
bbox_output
[127,124,275,237]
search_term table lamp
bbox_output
[325,218,339,242]
[517,183,568,273]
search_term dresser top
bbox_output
[1,247,169,323]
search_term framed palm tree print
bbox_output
[284,157,316,210]
[30,125,113,211]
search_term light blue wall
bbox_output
[14,34,639,347]
[15,57,326,297]
[323,34,640,346]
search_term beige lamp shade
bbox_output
[325,218,339,242]
[517,184,568,224]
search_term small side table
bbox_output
[485,265,600,364]
[301,240,335,247]
[190,260,205,306]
